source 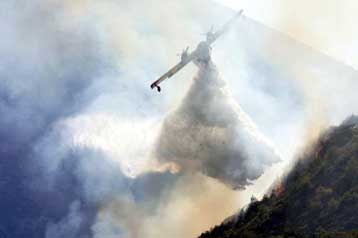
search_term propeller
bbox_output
[201,25,214,35]
[176,46,189,57]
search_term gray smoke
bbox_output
[2,0,358,238]
[45,201,84,238]
[156,63,281,189]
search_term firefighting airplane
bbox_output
[150,10,244,92]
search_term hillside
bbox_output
[199,115,358,238]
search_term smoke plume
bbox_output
[156,63,280,189]
[1,0,358,238]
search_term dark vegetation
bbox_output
[199,115,358,238]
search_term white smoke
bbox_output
[155,63,281,189]
[2,0,358,238]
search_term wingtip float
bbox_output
[150,10,244,92]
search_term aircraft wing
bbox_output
[150,10,243,92]
[208,9,243,45]
[150,52,196,92]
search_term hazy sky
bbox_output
[215,0,358,68]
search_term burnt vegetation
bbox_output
[199,115,358,238]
